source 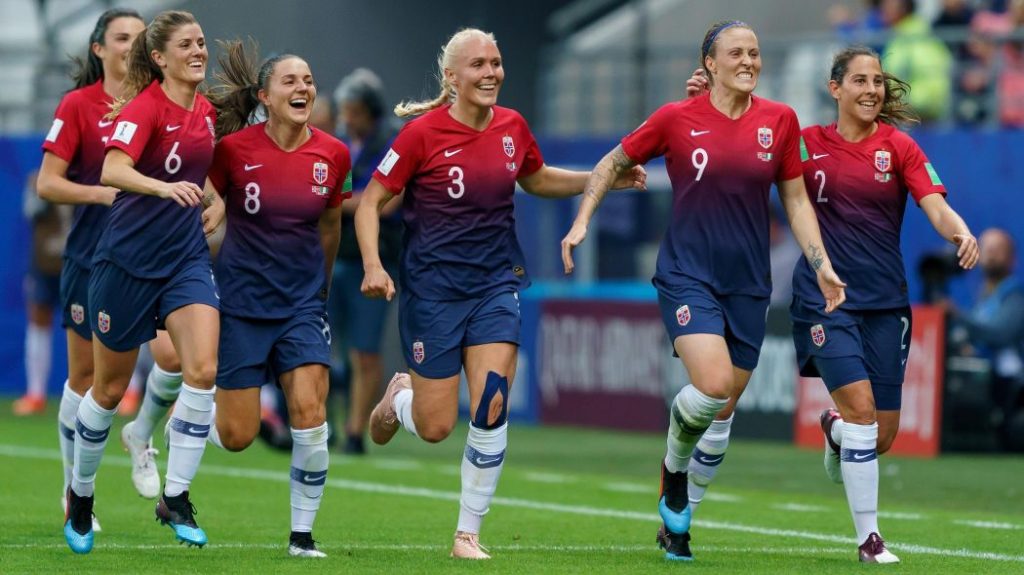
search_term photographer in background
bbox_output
[946,228,1024,450]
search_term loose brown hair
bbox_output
[830,45,919,126]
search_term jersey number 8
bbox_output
[244,182,261,214]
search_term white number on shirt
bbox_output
[165,141,182,175]
[447,166,465,199]
[691,148,708,181]
[244,182,261,214]
[900,316,910,350]
[814,170,828,203]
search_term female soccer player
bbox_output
[38,7,187,531]
[357,28,645,559]
[63,10,218,554]
[561,20,846,561]
[682,44,978,563]
[202,40,351,558]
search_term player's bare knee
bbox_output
[67,373,93,395]
[418,421,455,443]
[220,423,257,452]
[843,399,876,425]
[183,361,217,389]
[693,375,732,401]
[91,380,129,409]
[877,429,898,454]
[289,402,326,430]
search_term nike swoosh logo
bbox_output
[98,120,113,128]
[902,359,908,366]
[186,425,209,436]
[244,164,263,171]
[165,125,182,132]
[696,454,725,465]
[852,452,873,460]
[444,149,463,158]
[79,429,106,441]
[475,457,503,465]
[690,129,710,136]
[303,472,327,483]
[812,153,829,160]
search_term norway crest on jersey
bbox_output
[502,135,515,158]
[70,303,84,325]
[874,150,892,173]
[675,305,691,327]
[412,340,425,364]
[757,127,773,149]
[313,161,329,185]
[97,311,111,334]
[810,323,826,347]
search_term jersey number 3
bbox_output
[447,166,465,199]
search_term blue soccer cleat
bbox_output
[155,490,208,547]
[64,488,94,554]
[657,462,693,560]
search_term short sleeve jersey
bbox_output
[372,105,543,300]
[95,80,216,277]
[208,124,352,319]
[41,81,114,269]
[621,94,802,297]
[793,122,946,309]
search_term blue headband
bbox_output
[702,21,748,61]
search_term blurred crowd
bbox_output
[830,0,1024,126]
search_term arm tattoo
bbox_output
[586,145,635,202]
[202,188,216,208]
[809,244,824,271]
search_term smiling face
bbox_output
[260,57,316,128]
[95,16,145,82]
[151,23,207,87]
[705,27,761,96]
[831,54,885,126]
[445,34,504,111]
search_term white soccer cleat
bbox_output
[451,531,491,559]
[859,532,900,563]
[820,409,844,484]
[369,372,412,445]
[121,421,161,499]
[61,495,101,532]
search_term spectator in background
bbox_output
[881,0,954,121]
[996,0,1024,126]
[329,68,403,455]
[14,171,69,415]
[830,0,886,47]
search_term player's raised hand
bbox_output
[362,264,396,301]
[611,165,647,191]
[953,232,979,270]
[158,181,204,207]
[817,268,847,313]
[686,68,709,99]
[561,221,589,275]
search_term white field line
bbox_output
[878,511,926,520]
[954,520,1023,530]
[1,444,1021,563]
[772,503,831,513]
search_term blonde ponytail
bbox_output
[394,28,496,118]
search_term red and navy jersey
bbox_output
[95,80,216,277]
[42,81,114,270]
[372,105,543,300]
[793,122,946,309]
[622,94,802,297]
[209,125,352,319]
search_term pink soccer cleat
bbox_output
[450,531,490,559]
[368,372,411,445]
[859,532,900,564]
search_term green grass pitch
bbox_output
[2,399,1022,574]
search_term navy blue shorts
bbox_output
[88,258,220,352]
[655,277,769,371]
[216,310,331,390]
[328,260,394,354]
[59,258,92,340]
[399,289,520,379]
[24,265,60,308]
[791,296,911,411]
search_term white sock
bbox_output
[131,364,183,439]
[457,423,507,534]
[840,422,880,545]
[687,414,733,514]
[25,323,52,397]
[394,388,418,437]
[665,385,728,473]
[58,381,83,493]
[71,390,116,497]
[164,384,214,497]
[207,403,224,449]
[290,423,329,533]
[132,365,183,443]
[831,418,845,446]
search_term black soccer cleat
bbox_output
[288,531,327,558]
[155,490,207,547]
[657,524,693,561]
